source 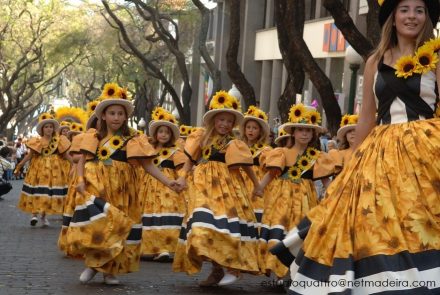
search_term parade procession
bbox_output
[1,0,440,294]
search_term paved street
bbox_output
[0,180,286,295]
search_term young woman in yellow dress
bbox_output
[271,1,440,293]
[173,91,260,286]
[329,114,358,176]
[58,110,99,258]
[139,107,186,262]
[15,113,71,227]
[239,106,271,227]
[254,103,334,282]
[66,83,178,285]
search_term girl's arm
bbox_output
[140,158,179,191]
[175,159,193,191]
[241,165,259,188]
[76,154,86,194]
[353,56,378,149]
[14,150,33,175]
[253,170,277,197]
[62,151,74,165]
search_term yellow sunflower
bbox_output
[279,129,287,137]
[202,146,212,160]
[297,155,312,171]
[39,113,53,122]
[423,38,440,53]
[245,106,257,115]
[288,166,301,181]
[414,47,438,74]
[49,144,56,150]
[289,104,306,123]
[180,125,189,135]
[97,146,111,161]
[87,100,99,113]
[250,147,256,156]
[227,96,241,111]
[153,157,160,166]
[70,123,79,131]
[160,148,171,158]
[256,110,268,121]
[137,130,144,135]
[117,87,129,99]
[101,83,119,99]
[306,147,320,159]
[210,90,230,110]
[306,110,322,125]
[109,135,123,150]
[256,143,265,149]
[377,0,384,6]
[52,136,59,143]
[340,114,351,127]
[42,149,51,156]
[395,55,417,78]
[348,115,358,125]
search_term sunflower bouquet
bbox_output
[152,107,178,124]
[210,91,241,111]
[285,147,320,182]
[245,105,268,121]
[288,103,322,125]
[395,38,440,78]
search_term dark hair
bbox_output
[97,105,131,140]
[0,146,11,158]
[291,127,320,149]
[150,125,176,148]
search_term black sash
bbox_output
[377,61,434,124]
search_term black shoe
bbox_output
[30,217,38,226]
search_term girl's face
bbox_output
[293,127,314,145]
[156,125,172,144]
[245,120,261,142]
[43,123,54,137]
[394,0,427,39]
[346,129,356,146]
[61,128,69,136]
[102,105,127,132]
[214,112,235,135]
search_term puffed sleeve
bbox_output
[313,151,336,180]
[258,146,273,168]
[126,134,157,159]
[25,137,43,154]
[80,128,99,155]
[184,128,204,163]
[328,149,343,168]
[69,134,85,155]
[173,148,187,168]
[264,147,286,172]
[57,135,71,154]
[225,139,253,167]
[175,138,185,150]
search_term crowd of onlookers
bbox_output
[0,136,27,182]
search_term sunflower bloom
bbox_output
[97,146,111,161]
[306,147,320,159]
[109,135,123,150]
[160,148,171,158]
[202,146,212,160]
[87,100,99,113]
[297,155,312,171]
[210,91,229,109]
[101,83,120,99]
[306,110,322,125]
[423,38,440,52]
[43,149,50,156]
[395,55,417,78]
[414,47,438,74]
[288,166,302,181]
[348,115,359,125]
[153,157,160,166]
[289,104,306,123]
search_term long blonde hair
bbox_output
[201,116,235,148]
[371,5,434,62]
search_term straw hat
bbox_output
[337,114,358,141]
[148,107,180,140]
[240,105,270,137]
[203,90,243,126]
[36,113,60,136]
[281,103,324,134]
[94,83,134,118]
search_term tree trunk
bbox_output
[366,0,381,47]
[225,0,256,109]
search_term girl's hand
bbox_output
[76,181,86,194]
[253,184,264,198]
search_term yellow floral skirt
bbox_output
[173,161,260,275]
[271,119,440,294]
[18,154,69,214]
[65,160,142,274]
[260,178,318,278]
[241,165,265,224]
[139,168,185,255]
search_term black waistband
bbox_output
[208,152,225,163]
[160,159,175,169]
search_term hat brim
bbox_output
[379,0,440,27]
[240,116,270,138]
[337,124,357,141]
[94,99,134,119]
[274,134,290,145]
[203,109,244,127]
[148,120,180,141]
[67,130,82,137]
[36,119,60,136]
[86,113,98,130]
[59,125,70,132]
[281,122,324,133]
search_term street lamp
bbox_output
[228,84,243,101]
[345,46,363,114]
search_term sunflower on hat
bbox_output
[149,107,180,141]
[87,100,100,114]
[179,125,192,137]
[55,107,88,127]
[39,113,54,122]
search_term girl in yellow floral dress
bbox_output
[239,106,272,226]
[329,114,358,177]
[173,91,260,287]
[254,104,334,281]
[66,83,177,285]
[271,1,440,293]
[139,107,186,262]
[15,113,71,227]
